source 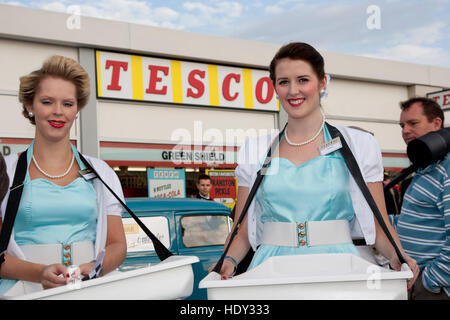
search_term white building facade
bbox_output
[1,4,449,203]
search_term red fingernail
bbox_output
[221,276,226,280]
[66,274,70,278]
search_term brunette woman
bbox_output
[216,43,419,289]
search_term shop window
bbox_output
[185,167,200,198]
[180,215,231,247]
[115,166,148,197]
[113,166,237,200]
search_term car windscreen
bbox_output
[181,214,231,248]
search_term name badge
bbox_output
[79,168,97,181]
[318,137,342,156]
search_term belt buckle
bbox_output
[296,222,307,247]
[62,243,72,266]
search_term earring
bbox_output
[28,111,34,118]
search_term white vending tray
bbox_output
[199,253,412,300]
[6,255,199,300]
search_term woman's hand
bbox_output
[79,262,95,278]
[208,259,235,280]
[389,253,419,290]
[40,264,68,289]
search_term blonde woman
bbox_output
[0,56,126,294]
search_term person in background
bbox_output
[393,97,449,299]
[194,174,214,201]
[383,172,400,215]
[214,42,418,289]
[0,56,127,295]
[0,154,8,204]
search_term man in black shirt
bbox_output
[194,174,214,201]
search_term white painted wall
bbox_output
[97,101,277,145]
[0,38,78,92]
[322,78,408,121]
[0,3,449,156]
[0,38,78,140]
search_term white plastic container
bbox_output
[199,254,412,300]
[7,255,199,300]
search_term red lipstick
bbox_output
[49,120,65,128]
[288,98,305,107]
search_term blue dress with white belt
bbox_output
[249,125,360,269]
[0,141,98,294]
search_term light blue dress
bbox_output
[0,141,98,294]
[249,125,360,269]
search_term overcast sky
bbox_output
[2,0,450,68]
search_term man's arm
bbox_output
[421,173,450,293]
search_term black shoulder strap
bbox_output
[213,125,287,273]
[383,165,416,192]
[0,150,28,268]
[325,122,406,264]
[78,153,173,261]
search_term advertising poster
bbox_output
[148,168,186,198]
[206,169,237,209]
[122,216,170,252]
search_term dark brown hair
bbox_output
[400,97,444,128]
[197,174,211,183]
[269,42,325,85]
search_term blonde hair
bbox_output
[18,55,90,124]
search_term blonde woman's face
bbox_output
[27,76,78,143]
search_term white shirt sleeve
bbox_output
[100,162,124,217]
[88,156,125,217]
[359,133,384,183]
[234,139,253,188]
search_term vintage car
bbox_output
[119,197,232,300]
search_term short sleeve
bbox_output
[103,166,125,217]
[234,139,252,188]
[89,157,125,217]
[359,133,384,183]
[1,154,18,220]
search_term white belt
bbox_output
[261,220,352,247]
[20,241,95,266]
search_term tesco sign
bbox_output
[427,89,450,110]
[95,51,279,111]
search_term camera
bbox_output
[407,127,450,168]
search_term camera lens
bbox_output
[407,128,450,168]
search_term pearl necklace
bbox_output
[285,111,325,147]
[32,153,75,179]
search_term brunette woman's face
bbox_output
[27,76,78,143]
[274,58,326,120]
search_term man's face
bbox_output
[399,102,442,144]
[197,179,211,197]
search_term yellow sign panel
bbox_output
[96,50,278,111]
[123,223,139,235]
